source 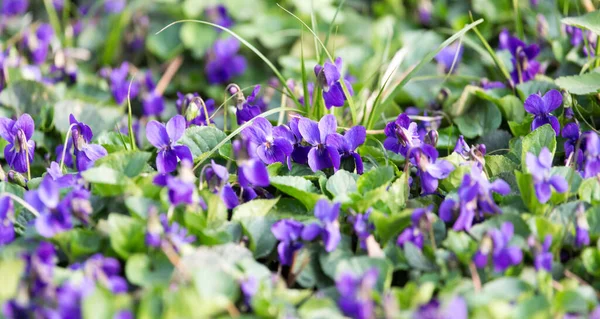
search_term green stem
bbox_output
[43,0,64,46]
[595,36,600,68]
[513,0,524,40]
[127,75,137,150]
[1,192,40,217]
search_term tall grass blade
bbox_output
[157,20,302,109]
[370,19,484,129]
[277,4,358,124]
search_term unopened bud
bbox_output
[7,171,28,189]
[425,130,438,147]
[186,98,201,122]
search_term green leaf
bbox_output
[81,167,128,196]
[178,126,229,162]
[443,231,478,264]
[440,163,468,191]
[147,22,184,60]
[371,209,412,244]
[125,254,173,288]
[550,166,582,204]
[82,286,115,319]
[325,170,358,203]
[562,10,600,36]
[241,217,278,258]
[485,155,518,177]
[521,124,556,165]
[54,229,103,261]
[95,151,152,177]
[270,176,324,210]
[107,214,146,259]
[0,80,57,118]
[578,178,600,205]
[581,248,600,276]
[357,166,394,193]
[516,80,559,100]
[232,198,279,221]
[53,100,122,135]
[0,259,25,301]
[403,242,436,271]
[555,72,600,95]
[125,196,159,219]
[387,174,409,212]
[496,95,525,123]
[179,23,217,57]
[482,277,532,300]
[454,101,502,139]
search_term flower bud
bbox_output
[425,130,438,147]
[7,170,28,189]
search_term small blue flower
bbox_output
[473,222,523,272]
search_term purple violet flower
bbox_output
[205,160,239,209]
[243,117,293,166]
[499,30,541,84]
[205,5,233,28]
[236,85,263,125]
[531,235,553,272]
[397,206,432,250]
[271,219,304,266]
[575,206,590,248]
[146,115,193,174]
[415,145,454,194]
[435,42,463,73]
[70,115,108,171]
[142,72,165,116]
[146,213,195,250]
[23,24,53,65]
[314,57,354,109]
[154,161,206,209]
[336,268,378,319]
[565,25,584,47]
[0,196,14,246]
[583,132,600,178]
[301,199,341,252]
[526,147,568,204]
[82,254,128,293]
[2,0,28,16]
[473,222,523,272]
[440,167,510,231]
[240,277,258,308]
[326,125,367,174]
[46,161,77,188]
[384,113,422,158]
[0,114,35,173]
[562,122,582,166]
[238,159,270,202]
[524,90,562,135]
[27,176,72,238]
[205,38,247,85]
[288,116,311,164]
[105,62,139,105]
[104,0,125,14]
[348,209,374,250]
[298,114,341,172]
[414,297,468,319]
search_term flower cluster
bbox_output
[474,222,523,272]
[384,113,453,194]
[271,199,341,265]
[3,242,131,317]
[499,30,541,84]
[440,166,510,231]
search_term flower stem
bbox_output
[469,262,482,292]
[0,192,40,217]
[127,75,137,150]
[60,124,77,171]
